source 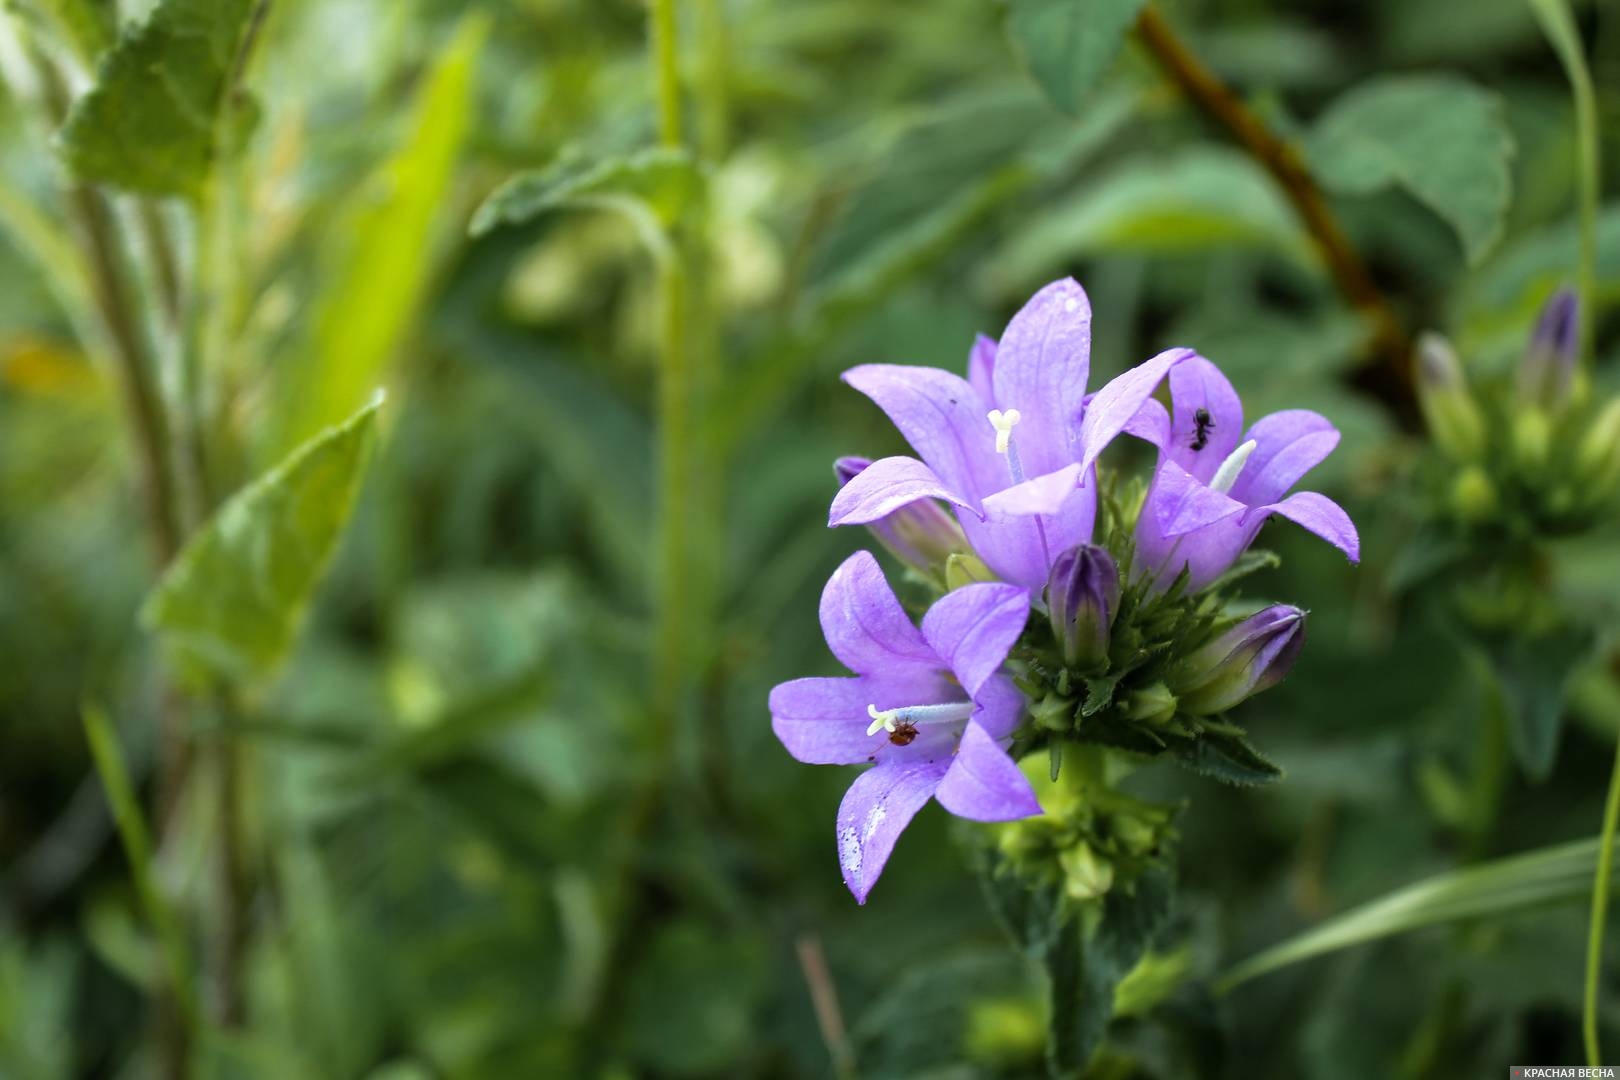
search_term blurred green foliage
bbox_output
[0,0,1617,1077]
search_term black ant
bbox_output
[888,721,919,747]
[1190,407,1215,451]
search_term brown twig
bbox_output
[795,934,859,1080]
[1134,5,1415,411]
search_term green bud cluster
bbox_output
[1006,486,1291,785]
[991,754,1178,908]
[1416,319,1620,541]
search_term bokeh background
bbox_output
[1,0,1618,1076]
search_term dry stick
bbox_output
[1134,6,1415,408]
[795,935,859,1080]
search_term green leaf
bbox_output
[1170,730,1283,786]
[1005,0,1146,115]
[57,0,264,198]
[272,14,486,455]
[1481,621,1598,781]
[986,147,1315,288]
[468,146,703,240]
[1307,75,1515,264]
[1218,836,1619,992]
[141,398,381,682]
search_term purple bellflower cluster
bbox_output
[770,278,1360,903]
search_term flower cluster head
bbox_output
[771,277,1360,902]
[1417,288,1620,537]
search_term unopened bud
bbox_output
[834,456,968,579]
[1415,333,1485,461]
[1519,288,1579,409]
[1059,841,1114,901]
[1046,545,1120,669]
[1176,605,1305,715]
[1450,465,1498,522]
[1577,397,1620,496]
[1124,682,1178,727]
[1512,408,1551,473]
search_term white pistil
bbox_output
[1209,438,1258,495]
[865,701,976,737]
[988,409,1025,484]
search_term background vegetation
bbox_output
[0,0,1617,1076]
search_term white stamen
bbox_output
[987,409,1021,455]
[1210,438,1258,495]
[865,701,976,737]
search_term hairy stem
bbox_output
[1133,6,1412,391]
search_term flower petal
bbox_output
[981,462,1085,519]
[969,672,1026,741]
[991,278,1093,477]
[935,721,1042,822]
[828,455,977,527]
[1266,490,1360,563]
[1152,460,1245,538]
[1166,354,1243,482]
[968,333,997,407]
[769,676,880,764]
[920,582,1030,697]
[837,760,948,903]
[820,550,939,675]
[1229,410,1340,506]
[842,364,1001,503]
[1123,397,1171,448]
[1076,347,1195,474]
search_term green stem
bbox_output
[1527,0,1600,362]
[1584,732,1620,1065]
[82,704,197,1066]
[650,0,682,148]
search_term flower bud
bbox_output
[1577,397,1620,496]
[1415,333,1485,461]
[1512,408,1551,473]
[1176,605,1305,715]
[834,456,968,579]
[1124,682,1178,727]
[1519,288,1579,409]
[1059,840,1114,901]
[1450,465,1498,523]
[1046,544,1120,669]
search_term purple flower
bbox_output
[1130,355,1359,592]
[834,456,968,579]
[769,551,1041,902]
[828,278,1192,588]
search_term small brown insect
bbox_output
[888,721,919,747]
[1190,407,1215,451]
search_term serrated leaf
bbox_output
[1203,549,1281,594]
[469,146,703,238]
[1170,730,1283,786]
[1307,75,1514,264]
[272,13,485,456]
[1006,0,1146,115]
[58,0,263,198]
[141,399,381,681]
